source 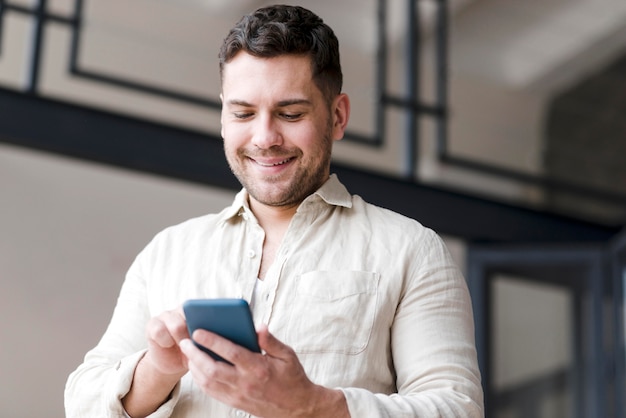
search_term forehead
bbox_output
[221,53,321,101]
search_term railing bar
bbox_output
[68,0,83,73]
[435,0,448,157]
[441,154,626,204]
[25,0,46,94]
[373,0,387,147]
[0,0,5,56]
[4,2,33,15]
[404,0,419,178]
[73,68,222,109]
[4,1,72,23]
[383,94,446,116]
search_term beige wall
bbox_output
[0,143,235,417]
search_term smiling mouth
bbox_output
[253,157,295,167]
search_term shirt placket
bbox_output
[238,211,264,301]
[258,207,314,327]
[227,215,264,418]
[256,246,288,326]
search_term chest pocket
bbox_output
[285,270,379,354]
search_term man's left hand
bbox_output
[179,324,349,418]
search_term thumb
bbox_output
[257,324,294,360]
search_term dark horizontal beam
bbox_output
[0,87,238,190]
[332,164,620,243]
[0,87,620,243]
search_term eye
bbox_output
[281,113,303,121]
[233,112,253,120]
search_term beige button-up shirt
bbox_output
[65,175,483,417]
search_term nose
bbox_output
[251,114,283,149]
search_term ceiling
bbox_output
[449,0,626,93]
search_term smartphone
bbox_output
[183,298,261,364]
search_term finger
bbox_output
[181,338,265,410]
[256,325,294,360]
[147,317,176,348]
[161,308,190,342]
[180,346,239,405]
[192,329,259,367]
[180,338,236,384]
[180,338,210,366]
[147,310,189,347]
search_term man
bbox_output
[65,5,483,417]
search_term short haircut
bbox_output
[219,5,343,103]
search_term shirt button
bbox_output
[235,410,247,417]
[247,249,256,258]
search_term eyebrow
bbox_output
[277,99,312,107]
[226,98,312,108]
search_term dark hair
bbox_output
[219,4,343,103]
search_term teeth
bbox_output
[258,158,291,167]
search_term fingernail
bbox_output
[179,338,192,351]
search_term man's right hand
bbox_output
[122,307,190,418]
[145,308,191,376]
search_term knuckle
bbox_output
[250,363,271,382]
[207,369,221,384]
[239,381,258,398]
[146,309,188,345]
[228,348,243,364]
[198,365,220,388]
[146,317,166,338]
[172,321,189,340]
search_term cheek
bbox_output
[300,125,332,155]
[223,139,240,163]
[221,130,241,161]
[222,124,248,149]
[287,122,324,147]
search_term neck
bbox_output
[249,199,300,232]
[249,200,299,280]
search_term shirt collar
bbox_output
[220,188,251,223]
[219,173,352,224]
[305,174,353,209]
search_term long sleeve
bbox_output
[340,232,483,417]
[64,208,247,418]
[64,248,182,418]
[64,204,256,418]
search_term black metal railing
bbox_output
[0,0,454,177]
[1,0,625,210]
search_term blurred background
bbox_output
[1,0,625,417]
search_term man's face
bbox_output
[220,52,348,209]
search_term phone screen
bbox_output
[183,298,260,363]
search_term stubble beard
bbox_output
[226,134,333,208]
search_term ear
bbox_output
[330,93,350,141]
